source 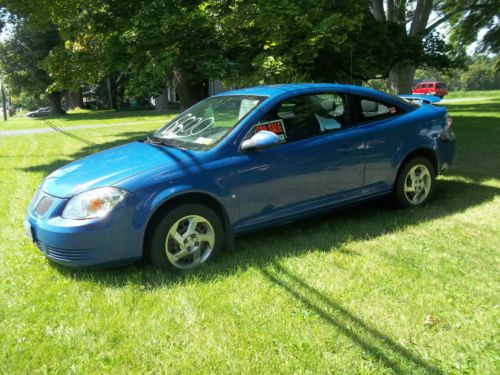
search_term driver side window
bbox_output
[253,92,349,143]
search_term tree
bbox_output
[369,1,453,93]
[415,54,500,91]
[6,0,226,109]
[368,0,500,93]
[445,0,500,56]
[0,19,66,113]
[0,0,493,107]
[1,75,7,121]
[218,0,407,86]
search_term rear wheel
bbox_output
[394,157,435,207]
[147,204,224,271]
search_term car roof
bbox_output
[215,83,393,100]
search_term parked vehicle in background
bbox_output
[27,107,52,118]
[25,84,455,271]
[412,81,448,98]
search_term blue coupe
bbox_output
[24,84,455,270]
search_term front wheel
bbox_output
[146,204,224,271]
[394,157,435,207]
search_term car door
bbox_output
[232,92,365,230]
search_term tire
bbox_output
[146,203,224,271]
[394,157,436,208]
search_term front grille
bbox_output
[36,241,97,262]
[34,196,53,216]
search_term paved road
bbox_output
[0,119,166,137]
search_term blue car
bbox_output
[24,84,455,270]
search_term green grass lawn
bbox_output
[1,108,175,131]
[0,95,499,373]
[445,89,500,99]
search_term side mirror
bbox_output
[241,130,280,152]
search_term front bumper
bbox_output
[25,192,143,267]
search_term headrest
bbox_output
[361,99,378,112]
[320,99,335,112]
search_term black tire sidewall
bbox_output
[394,157,436,208]
[146,203,224,271]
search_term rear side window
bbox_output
[422,84,427,88]
[428,83,435,88]
[352,95,402,123]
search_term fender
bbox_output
[142,186,234,254]
[392,142,439,184]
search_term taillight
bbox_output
[447,115,453,129]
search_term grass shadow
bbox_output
[260,262,444,374]
[30,109,174,123]
[442,102,500,113]
[445,115,500,181]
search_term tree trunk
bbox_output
[1,78,7,121]
[48,92,66,115]
[389,63,416,95]
[106,76,114,109]
[65,90,83,110]
[175,69,208,109]
[155,87,170,112]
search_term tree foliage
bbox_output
[0,0,497,109]
[416,55,500,91]
[0,18,66,113]
[443,0,500,55]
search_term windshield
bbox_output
[151,95,267,150]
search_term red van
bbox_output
[412,81,448,98]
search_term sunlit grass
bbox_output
[445,89,500,99]
[0,95,498,373]
[0,109,175,131]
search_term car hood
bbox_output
[43,141,197,198]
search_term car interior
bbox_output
[257,93,348,142]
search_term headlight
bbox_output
[62,187,127,219]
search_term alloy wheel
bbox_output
[403,164,432,205]
[165,215,215,269]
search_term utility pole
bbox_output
[1,75,7,121]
